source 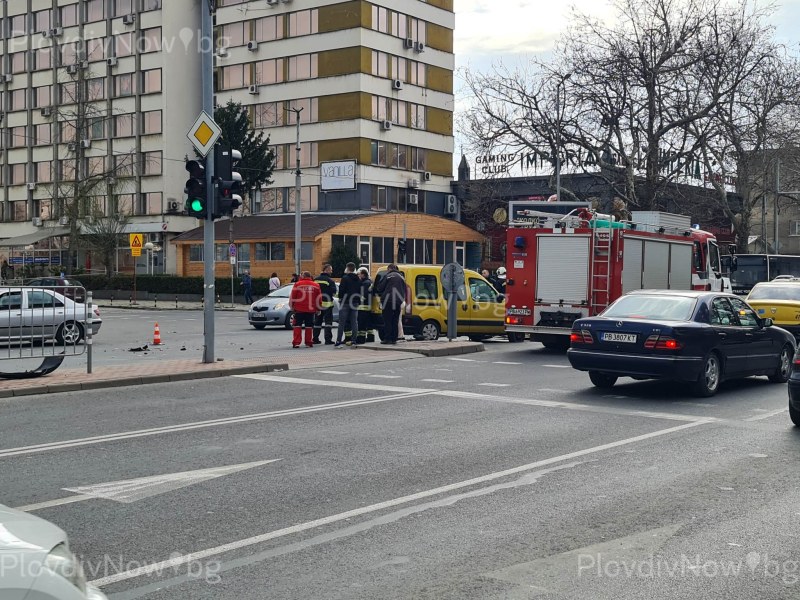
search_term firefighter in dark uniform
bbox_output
[313,263,336,345]
[356,267,374,344]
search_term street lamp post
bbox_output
[287,106,304,278]
[555,74,572,202]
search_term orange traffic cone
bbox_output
[153,322,162,345]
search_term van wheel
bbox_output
[420,320,441,340]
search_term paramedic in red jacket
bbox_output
[289,271,322,348]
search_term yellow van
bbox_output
[369,265,509,341]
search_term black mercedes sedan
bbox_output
[567,290,796,397]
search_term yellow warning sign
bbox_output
[130,233,143,257]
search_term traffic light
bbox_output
[397,238,407,262]
[215,146,242,217]
[184,159,209,219]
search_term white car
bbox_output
[0,287,101,344]
[0,503,107,599]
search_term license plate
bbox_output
[251,313,267,319]
[507,308,531,316]
[602,332,637,343]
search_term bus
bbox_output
[721,253,800,295]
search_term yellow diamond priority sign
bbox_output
[187,112,222,157]
[130,233,143,257]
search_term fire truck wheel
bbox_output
[692,352,721,397]
[507,332,526,343]
[589,371,617,388]
[768,344,793,383]
[420,319,441,340]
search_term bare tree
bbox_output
[461,0,793,213]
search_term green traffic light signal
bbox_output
[190,198,204,212]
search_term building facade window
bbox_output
[34,9,52,33]
[141,110,162,134]
[254,242,286,261]
[9,89,27,112]
[85,0,105,22]
[8,15,27,38]
[9,163,27,185]
[34,48,52,71]
[114,0,134,17]
[288,10,318,37]
[60,5,79,27]
[189,245,203,262]
[115,114,135,137]
[141,27,162,53]
[140,151,162,175]
[141,0,162,11]
[115,73,135,96]
[254,16,282,42]
[86,38,105,62]
[87,78,105,101]
[35,123,51,146]
[10,52,26,74]
[8,126,26,148]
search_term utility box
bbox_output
[631,211,692,233]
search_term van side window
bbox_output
[415,275,438,300]
[469,278,498,302]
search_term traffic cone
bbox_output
[153,322,162,345]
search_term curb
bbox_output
[0,362,288,398]
[361,342,484,357]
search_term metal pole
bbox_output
[202,2,215,363]
[86,291,93,374]
[556,82,562,203]
[775,160,780,252]
[230,218,235,307]
[289,107,304,277]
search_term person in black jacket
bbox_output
[313,264,336,345]
[376,264,406,344]
[356,267,373,344]
[335,262,361,348]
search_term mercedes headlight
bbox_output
[44,543,87,593]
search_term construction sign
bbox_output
[130,233,143,257]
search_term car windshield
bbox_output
[748,284,800,301]
[603,295,697,321]
[268,285,292,298]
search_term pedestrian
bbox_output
[335,262,361,348]
[313,263,336,345]
[269,272,281,292]
[1,259,10,283]
[288,271,321,348]
[397,271,408,342]
[481,268,491,279]
[240,270,253,304]
[375,263,406,345]
[290,273,299,283]
[489,267,506,295]
[356,267,373,344]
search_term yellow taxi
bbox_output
[746,279,800,339]
[369,265,508,341]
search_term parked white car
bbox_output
[0,287,102,345]
[0,502,107,599]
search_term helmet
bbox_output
[358,267,369,275]
[496,267,507,278]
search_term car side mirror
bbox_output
[762,317,773,327]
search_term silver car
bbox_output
[0,502,108,599]
[0,287,102,345]
[248,283,339,329]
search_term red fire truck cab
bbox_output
[504,202,730,349]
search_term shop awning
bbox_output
[0,227,69,247]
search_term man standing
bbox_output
[313,264,336,345]
[241,270,253,304]
[376,264,406,344]
[356,267,373,344]
[289,271,321,348]
[335,262,361,348]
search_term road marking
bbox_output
[421,379,455,383]
[0,391,432,459]
[318,370,350,375]
[237,374,431,394]
[368,374,402,379]
[538,388,570,394]
[88,419,710,588]
[492,361,522,365]
[543,364,570,368]
[744,407,788,421]
[446,357,478,362]
[15,460,280,512]
[478,383,511,387]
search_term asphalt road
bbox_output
[1,340,798,599]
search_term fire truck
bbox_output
[503,201,731,349]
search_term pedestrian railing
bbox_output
[0,286,97,376]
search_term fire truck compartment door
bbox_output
[668,242,693,289]
[535,235,590,303]
[642,241,670,289]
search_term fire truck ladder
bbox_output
[590,223,614,314]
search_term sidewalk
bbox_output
[0,340,484,398]
[95,298,249,311]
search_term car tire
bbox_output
[768,344,793,383]
[284,312,294,330]
[790,401,800,427]
[420,319,441,340]
[56,321,84,345]
[693,352,722,397]
[507,332,526,343]
[589,371,617,388]
[252,324,266,330]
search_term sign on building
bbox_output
[320,160,357,191]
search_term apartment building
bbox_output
[0,0,457,274]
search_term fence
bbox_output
[0,286,96,375]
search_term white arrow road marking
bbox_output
[478,383,511,387]
[15,460,281,512]
[421,379,455,383]
[492,361,522,365]
[88,420,711,588]
[542,364,571,368]
[744,407,788,421]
